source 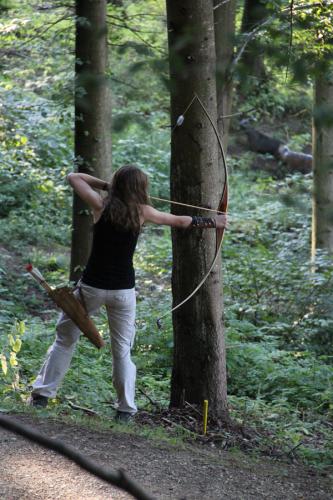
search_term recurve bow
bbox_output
[157,93,228,328]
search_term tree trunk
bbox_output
[240,0,267,87]
[312,68,333,257]
[70,0,112,282]
[214,0,236,151]
[166,0,228,422]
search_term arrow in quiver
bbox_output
[26,265,105,349]
[49,286,105,349]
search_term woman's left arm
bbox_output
[141,205,227,229]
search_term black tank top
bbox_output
[82,211,139,290]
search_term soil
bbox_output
[0,414,332,500]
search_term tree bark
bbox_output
[312,67,333,257]
[214,0,236,151]
[70,0,112,282]
[166,0,228,422]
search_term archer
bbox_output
[29,165,227,422]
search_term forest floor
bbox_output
[0,413,332,500]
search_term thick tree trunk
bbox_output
[214,0,236,151]
[166,0,228,422]
[70,0,112,282]
[312,69,333,257]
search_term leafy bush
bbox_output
[0,320,25,398]
[227,340,333,413]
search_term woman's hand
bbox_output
[215,214,228,229]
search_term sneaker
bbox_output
[114,411,135,423]
[28,394,49,408]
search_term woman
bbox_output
[30,165,227,421]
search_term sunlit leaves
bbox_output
[1,354,7,375]
[0,321,24,392]
[12,338,22,353]
[9,351,17,367]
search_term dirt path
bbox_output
[0,415,332,500]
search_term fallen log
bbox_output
[277,145,312,173]
[240,120,312,173]
[240,120,283,156]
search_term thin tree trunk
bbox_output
[214,0,236,151]
[312,68,333,257]
[240,0,267,87]
[70,0,112,282]
[166,0,228,422]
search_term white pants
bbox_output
[32,283,137,414]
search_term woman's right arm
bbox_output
[67,173,109,219]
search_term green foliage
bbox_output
[107,0,168,116]
[1,320,25,395]
[235,0,333,124]
[224,168,333,352]
[113,128,170,196]
[0,91,72,246]
[227,341,333,412]
[228,395,333,468]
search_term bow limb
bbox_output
[194,93,228,255]
[157,94,229,328]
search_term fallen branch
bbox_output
[161,417,177,427]
[184,401,202,417]
[138,387,160,407]
[0,414,155,500]
[286,441,304,458]
[240,122,312,173]
[67,401,101,417]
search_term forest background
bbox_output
[0,0,332,471]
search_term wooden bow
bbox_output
[157,93,228,328]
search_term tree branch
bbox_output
[213,0,233,11]
[230,1,329,77]
[14,15,71,50]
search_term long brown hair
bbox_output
[104,165,149,233]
